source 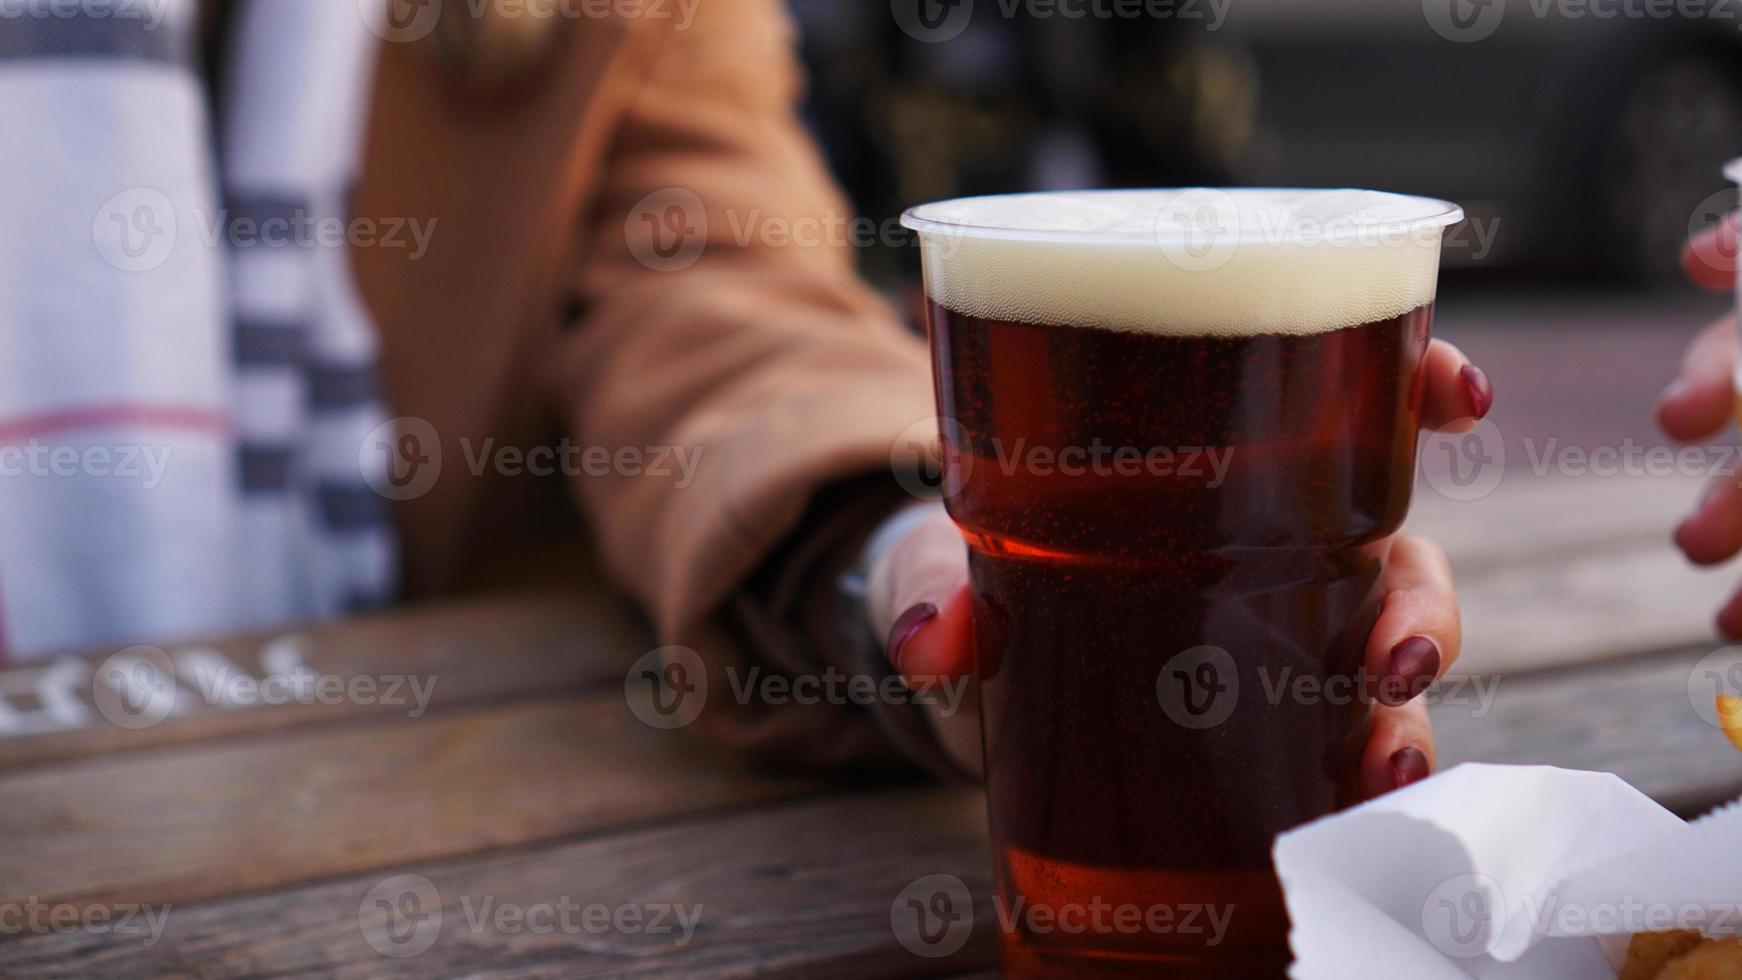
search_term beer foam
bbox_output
[903,189,1462,336]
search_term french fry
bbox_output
[1718,695,1742,753]
[1652,938,1742,979]
[1621,930,1704,980]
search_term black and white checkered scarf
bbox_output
[0,0,394,660]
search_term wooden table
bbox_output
[0,592,996,977]
[2,472,1740,977]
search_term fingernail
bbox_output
[1389,746,1430,792]
[1381,636,1442,706]
[1461,364,1493,419]
[887,603,938,675]
[1657,377,1688,410]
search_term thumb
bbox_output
[866,504,975,684]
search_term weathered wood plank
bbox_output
[12,638,1736,980]
[0,789,997,979]
[1431,646,1742,816]
[0,591,647,771]
[1450,538,1735,676]
[1407,472,1702,571]
[0,693,825,912]
[1409,473,1734,676]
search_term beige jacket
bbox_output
[350,0,938,768]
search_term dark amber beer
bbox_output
[902,190,1462,977]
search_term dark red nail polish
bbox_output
[887,603,938,675]
[1461,364,1493,419]
[1390,746,1430,791]
[1381,636,1442,706]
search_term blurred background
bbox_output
[791,0,1742,290]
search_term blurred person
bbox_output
[0,0,1491,792]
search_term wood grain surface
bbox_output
[0,592,647,771]
[0,692,826,912]
[1432,645,1742,816]
[0,789,994,979]
[1410,472,1734,676]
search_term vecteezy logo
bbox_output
[891,416,972,501]
[1153,188,1241,273]
[1419,418,1505,502]
[1686,190,1741,284]
[624,646,708,730]
[625,188,708,272]
[92,646,181,730]
[360,417,442,501]
[94,188,177,273]
[1688,646,1742,729]
[891,874,974,958]
[1421,873,1505,959]
[1421,0,1505,43]
[359,0,442,43]
[1156,645,1238,730]
[891,0,974,42]
[359,874,443,958]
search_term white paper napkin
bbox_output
[1274,764,1742,978]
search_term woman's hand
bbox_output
[1659,216,1742,634]
[867,342,1493,795]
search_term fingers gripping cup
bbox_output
[901,189,1463,977]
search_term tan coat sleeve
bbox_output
[549,0,938,767]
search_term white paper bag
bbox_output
[1274,764,1742,978]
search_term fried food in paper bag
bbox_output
[1620,697,1742,980]
[1649,938,1742,979]
[1621,930,1706,980]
